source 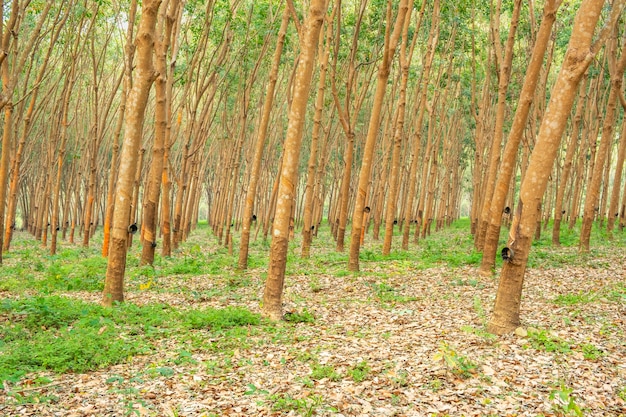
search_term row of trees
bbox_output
[0,0,625,333]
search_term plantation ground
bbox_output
[0,220,625,416]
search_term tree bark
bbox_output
[552,75,587,244]
[488,0,623,335]
[262,0,327,321]
[301,8,333,258]
[580,35,626,251]
[475,0,522,251]
[141,0,181,265]
[238,5,290,268]
[479,0,560,273]
[103,0,161,306]
[348,0,409,271]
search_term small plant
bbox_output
[268,393,324,417]
[553,292,596,306]
[550,384,583,417]
[369,281,416,304]
[347,360,370,382]
[244,383,269,395]
[310,363,341,381]
[432,341,477,379]
[460,325,497,340]
[182,306,260,330]
[473,295,487,324]
[580,343,604,361]
[427,377,444,392]
[389,369,409,387]
[618,386,626,402]
[309,277,323,293]
[284,308,315,323]
[526,329,571,354]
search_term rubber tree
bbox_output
[381,0,419,255]
[262,0,326,320]
[479,0,561,273]
[488,0,624,335]
[238,4,291,269]
[580,34,626,251]
[301,5,334,258]
[348,0,409,271]
[0,0,54,262]
[103,0,138,257]
[474,0,522,251]
[401,0,439,250]
[103,0,161,306]
[141,0,182,266]
[262,0,328,320]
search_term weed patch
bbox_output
[0,296,259,383]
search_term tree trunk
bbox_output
[479,0,560,273]
[348,0,409,271]
[488,0,622,335]
[262,0,327,321]
[580,36,626,251]
[607,115,626,234]
[301,11,332,258]
[382,0,416,255]
[141,0,181,265]
[238,5,290,268]
[103,0,161,306]
[475,0,522,251]
[552,75,586,244]
[401,0,439,250]
[104,0,138,257]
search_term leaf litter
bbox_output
[0,243,625,416]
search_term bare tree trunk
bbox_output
[479,0,560,273]
[580,35,626,251]
[301,11,333,258]
[141,0,181,265]
[475,0,522,251]
[348,0,409,271]
[552,75,586,245]
[104,0,137,257]
[238,6,290,268]
[382,0,417,255]
[262,0,327,321]
[607,116,626,234]
[488,0,622,335]
[401,0,439,250]
[103,0,161,306]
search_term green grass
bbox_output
[0,216,623,391]
[0,295,260,383]
[525,329,572,354]
[553,292,596,306]
[347,360,370,382]
[310,363,341,381]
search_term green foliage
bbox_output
[182,306,260,330]
[553,292,596,306]
[550,384,583,417]
[164,257,204,275]
[368,281,417,304]
[580,343,605,361]
[347,360,370,382]
[432,341,477,379]
[460,325,497,341]
[284,308,315,324]
[526,329,571,354]
[310,363,341,381]
[0,296,259,383]
[268,392,325,417]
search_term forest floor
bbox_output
[0,220,625,417]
